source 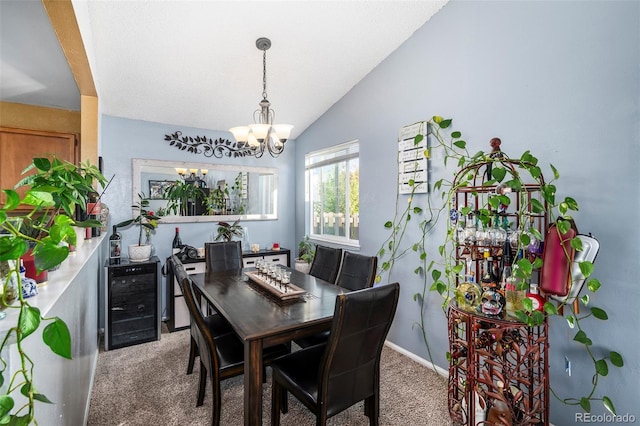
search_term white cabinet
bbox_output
[242,252,289,268]
[169,262,206,331]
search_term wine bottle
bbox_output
[172,227,183,253]
[109,225,121,264]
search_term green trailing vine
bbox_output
[0,157,107,424]
[375,116,623,415]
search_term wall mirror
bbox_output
[132,158,278,223]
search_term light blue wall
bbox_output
[294,1,639,424]
[99,115,297,316]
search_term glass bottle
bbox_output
[0,260,19,319]
[172,227,183,253]
[463,213,476,246]
[505,266,527,318]
[526,283,545,312]
[456,256,482,312]
[109,225,122,265]
[491,214,507,247]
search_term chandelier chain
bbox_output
[262,49,268,100]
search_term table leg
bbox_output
[244,338,263,425]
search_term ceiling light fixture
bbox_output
[229,37,293,158]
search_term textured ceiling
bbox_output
[2,1,448,139]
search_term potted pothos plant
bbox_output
[0,157,106,423]
[376,116,623,418]
[295,235,315,274]
[115,193,160,262]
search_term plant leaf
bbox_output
[18,306,41,341]
[491,167,507,182]
[566,315,575,328]
[579,261,594,279]
[453,140,466,149]
[439,119,452,129]
[603,396,616,415]
[42,317,72,360]
[20,384,54,404]
[34,243,68,272]
[543,302,557,316]
[573,330,592,346]
[587,279,601,292]
[609,351,623,367]
[580,397,591,412]
[2,190,20,210]
[0,395,14,419]
[591,307,608,320]
[595,359,608,376]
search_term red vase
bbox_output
[21,249,48,284]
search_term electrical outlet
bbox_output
[565,356,571,376]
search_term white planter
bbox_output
[294,259,311,274]
[128,244,152,262]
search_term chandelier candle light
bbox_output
[229,37,293,158]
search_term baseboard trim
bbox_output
[384,340,449,378]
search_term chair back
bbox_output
[205,241,243,272]
[309,245,343,284]
[335,251,378,291]
[174,255,221,381]
[318,282,400,418]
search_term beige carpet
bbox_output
[87,328,452,425]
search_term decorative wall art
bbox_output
[164,131,256,158]
[398,121,429,194]
[148,180,175,199]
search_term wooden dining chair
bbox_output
[171,256,234,376]
[204,241,243,272]
[271,282,400,426]
[295,251,378,349]
[308,245,342,284]
[179,260,289,425]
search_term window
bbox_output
[305,140,359,246]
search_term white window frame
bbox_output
[305,139,359,248]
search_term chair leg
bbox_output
[197,361,207,406]
[211,377,221,426]
[365,394,379,426]
[271,378,281,426]
[280,387,288,414]
[187,336,198,375]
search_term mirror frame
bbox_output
[132,158,278,223]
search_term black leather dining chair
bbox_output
[295,251,378,349]
[171,256,234,376]
[308,245,342,284]
[271,282,400,426]
[204,241,243,272]
[335,251,378,291]
[178,258,289,425]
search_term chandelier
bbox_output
[229,37,293,158]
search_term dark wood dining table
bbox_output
[190,266,346,425]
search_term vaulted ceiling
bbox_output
[1,1,448,139]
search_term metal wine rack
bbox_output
[447,157,549,426]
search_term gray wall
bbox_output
[294,1,639,424]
